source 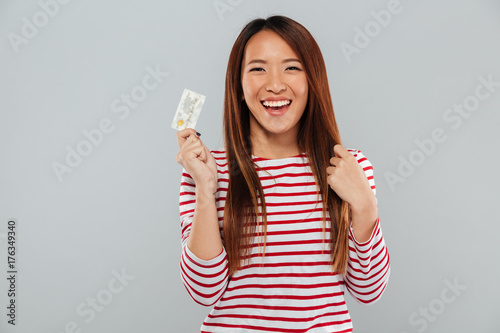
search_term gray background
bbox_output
[1,0,499,332]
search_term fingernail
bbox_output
[196,131,201,137]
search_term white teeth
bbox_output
[262,100,291,107]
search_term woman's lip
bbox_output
[261,98,291,103]
[262,101,291,116]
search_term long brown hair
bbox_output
[223,15,351,277]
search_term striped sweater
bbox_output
[179,147,391,332]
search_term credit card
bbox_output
[171,89,206,130]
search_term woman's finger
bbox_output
[329,156,341,166]
[197,143,207,163]
[176,128,199,149]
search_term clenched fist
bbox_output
[326,144,377,214]
[176,128,218,194]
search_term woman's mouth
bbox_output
[261,100,292,116]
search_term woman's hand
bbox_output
[326,144,377,215]
[176,128,218,194]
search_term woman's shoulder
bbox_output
[345,147,361,155]
[345,147,373,167]
[210,146,227,158]
[345,147,365,157]
[210,147,228,169]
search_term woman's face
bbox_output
[241,30,308,144]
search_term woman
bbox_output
[176,15,390,333]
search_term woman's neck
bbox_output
[250,130,301,159]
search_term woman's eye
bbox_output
[249,66,301,72]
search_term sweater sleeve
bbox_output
[344,150,391,305]
[178,167,229,306]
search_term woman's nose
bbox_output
[265,71,286,93]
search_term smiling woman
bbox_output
[241,29,309,159]
[175,15,391,333]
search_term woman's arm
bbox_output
[186,183,223,260]
[178,168,229,306]
[176,128,224,259]
[344,150,391,304]
[176,129,229,306]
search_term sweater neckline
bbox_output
[251,152,307,161]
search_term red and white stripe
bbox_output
[179,148,391,332]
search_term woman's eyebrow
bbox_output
[246,58,301,66]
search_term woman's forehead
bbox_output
[242,30,300,64]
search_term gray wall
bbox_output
[1,0,498,332]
